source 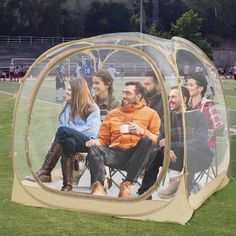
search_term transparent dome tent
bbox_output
[11,32,230,224]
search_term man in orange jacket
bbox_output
[86,81,161,198]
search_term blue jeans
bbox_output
[54,126,90,159]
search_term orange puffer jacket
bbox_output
[97,99,160,149]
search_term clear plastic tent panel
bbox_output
[12,32,230,224]
[173,37,230,197]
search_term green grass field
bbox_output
[0,80,236,235]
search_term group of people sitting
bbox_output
[25,69,224,199]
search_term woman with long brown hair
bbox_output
[26,78,100,192]
[72,70,120,188]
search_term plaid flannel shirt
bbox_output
[189,97,224,147]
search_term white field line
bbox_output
[1,89,236,111]
[0,90,58,106]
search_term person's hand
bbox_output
[159,138,165,147]
[85,139,97,147]
[169,150,177,163]
[127,122,144,136]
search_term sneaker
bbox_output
[118,181,132,198]
[159,177,180,199]
[91,181,107,196]
[189,182,201,196]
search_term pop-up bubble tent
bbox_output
[11,32,230,224]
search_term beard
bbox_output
[122,99,128,106]
[122,98,139,106]
[145,88,157,98]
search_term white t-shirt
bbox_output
[76,65,81,78]
[107,67,117,78]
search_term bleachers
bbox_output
[0,44,52,68]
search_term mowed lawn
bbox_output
[0,80,236,235]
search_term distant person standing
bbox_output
[183,63,190,85]
[120,64,125,79]
[55,64,66,103]
[75,61,83,79]
[19,65,26,79]
[195,65,203,73]
[80,59,94,90]
[9,63,15,82]
[107,64,117,79]
[14,65,20,82]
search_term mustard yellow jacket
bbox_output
[97,99,160,149]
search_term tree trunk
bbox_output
[152,0,160,29]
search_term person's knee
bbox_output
[56,126,67,136]
[87,146,102,163]
[64,137,76,149]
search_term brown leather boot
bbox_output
[91,181,107,196]
[118,181,132,198]
[61,157,74,192]
[24,143,62,182]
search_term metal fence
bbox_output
[0,35,80,45]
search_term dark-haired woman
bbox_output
[92,70,120,119]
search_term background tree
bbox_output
[0,0,235,51]
[151,0,160,29]
[211,0,236,40]
[17,0,68,36]
[133,0,188,39]
[184,0,236,45]
[171,9,212,58]
[84,1,131,37]
[158,0,188,31]
[0,1,8,34]
[130,0,158,33]
[0,0,19,35]
[1,0,82,37]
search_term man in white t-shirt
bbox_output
[107,64,117,79]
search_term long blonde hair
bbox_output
[60,78,97,121]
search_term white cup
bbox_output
[120,124,129,133]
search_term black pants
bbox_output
[138,146,213,195]
[138,148,164,195]
[56,76,65,89]
[54,127,90,158]
[87,138,152,185]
